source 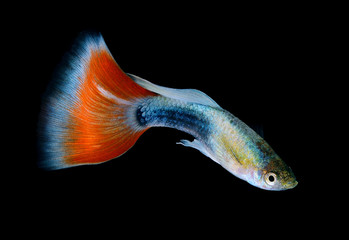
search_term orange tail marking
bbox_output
[64,46,156,167]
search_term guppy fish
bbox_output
[39,32,297,191]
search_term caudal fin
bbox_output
[38,32,156,170]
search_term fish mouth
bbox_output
[284,180,298,189]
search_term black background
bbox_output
[11,3,327,236]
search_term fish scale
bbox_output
[136,96,212,141]
[136,95,267,167]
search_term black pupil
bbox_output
[268,175,275,182]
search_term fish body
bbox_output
[39,32,297,190]
[133,93,296,190]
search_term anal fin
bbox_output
[177,139,219,164]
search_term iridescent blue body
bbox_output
[137,96,212,140]
[132,94,297,190]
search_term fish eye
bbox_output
[265,172,277,186]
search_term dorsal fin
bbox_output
[128,74,221,109]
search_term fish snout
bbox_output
[284,180,298,189]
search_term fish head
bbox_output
[248,156,298,191]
